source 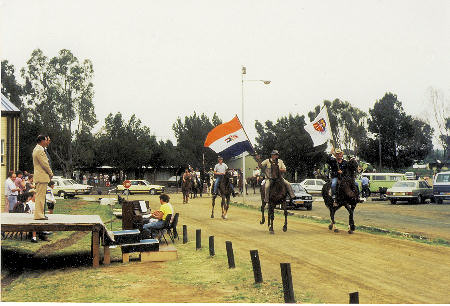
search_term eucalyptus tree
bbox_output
[20,49,96,175]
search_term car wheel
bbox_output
[437,198,443,204]
[58,191,65,198]
[430,196,435,203]
[150,189,156,195]
[417,195,424,204]
[389,199,396,204]
[307,205,312,211]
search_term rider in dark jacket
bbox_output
[326,147,347,206]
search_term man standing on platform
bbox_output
[32,135,53,220]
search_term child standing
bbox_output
[46,181,56,214]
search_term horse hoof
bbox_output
[269,230,274,234]
[283,225,287,232]
[211,215,214,218]
[334,228,339,233]
[328,224,333,230]
[348,230,353,234]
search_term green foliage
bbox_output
[364,93,434,170]
[95,112,159,171]
[18,49,97,175]
[255,114,327,180]
[172,112,222,170]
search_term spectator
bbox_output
[5,172,20,212]
[82,174,87,185]
[15,170,25,194]
[46,181,56,214]
[25,174,35,192]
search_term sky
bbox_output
[1,0,449,147]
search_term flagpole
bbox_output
[241,66,246,204]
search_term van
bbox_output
[433,171,450,204]
[357,173,406,193]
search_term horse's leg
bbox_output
[328,206,338,232]
[222,196,230,219]
[260,201,266,224]
[211,195,216,218]
[346,204,356,234]
[282,201,288,232]
[268,203,274,234]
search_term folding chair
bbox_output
[156,214,172,245]
[167,213,179,243]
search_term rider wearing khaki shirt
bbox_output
[257,150,295,204]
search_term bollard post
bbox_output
[280,263,295,303]
[196,229,201,249]
[209,236,215,256]
[183,225,188,244]
[250,250,263,283]
[349,292,359,304]
[225,241,235,268]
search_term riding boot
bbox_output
[332,195,338,207]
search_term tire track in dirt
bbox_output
[34,231,89,257]
[171,194,450,303]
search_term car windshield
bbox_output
[62,180,74,186]
[68,179,77,184]
[316,180,325,186]
[291,184,306,193]
[143,180,150,185]
[436,174,450,183]
[393,181,416,188]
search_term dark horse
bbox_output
[260,162,288,234]
[246,176,261,194]
[190,176,203,198]
[211,170,233,219]
[182,176,192,204]
[321,158,360,234]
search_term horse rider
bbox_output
[327,147,360,206]
[256,150,296,205]
[253,166,261,185]
[182,168,191,183]
[213,156,236,197]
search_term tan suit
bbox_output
[32,144,53,219]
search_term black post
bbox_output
[209,236,215,256]
[250,250,263,283]
[349,292,359,304]
[280,263,295,303]
[183,225,188,244]
[196,229,201,250]
[225,241,235,268]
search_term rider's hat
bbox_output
[270,150,279,156]
[218,156,223,160]
[335,148,343,154]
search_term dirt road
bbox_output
[161,193,450,303]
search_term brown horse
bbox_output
[182,175,192,204]
[260,162,288,234]
[321,158,360,234]
[211,171,233,219]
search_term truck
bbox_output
[433,171,450,204]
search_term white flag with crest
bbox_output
[304,106,332,147]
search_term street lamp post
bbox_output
[241,66,270,204]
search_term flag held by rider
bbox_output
[204,115,254,159]
[304,105,332,147]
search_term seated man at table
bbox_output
[142,194,174,239]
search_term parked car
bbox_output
[405,172,416,180]
[280,183,313,210]
[433,171,450,204]
[167,176,181,187]
[299,179,326,194]
[386,180,434,204]
[356,173,406,193]
[52,176,93,198]
[116,180,165,195]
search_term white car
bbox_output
[299,179,326,194]
[52,176,93,198]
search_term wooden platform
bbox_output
[122,244,178,263]
[1,213,106,267]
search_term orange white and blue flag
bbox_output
[304,105,332,147]
[204,115,254,159]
